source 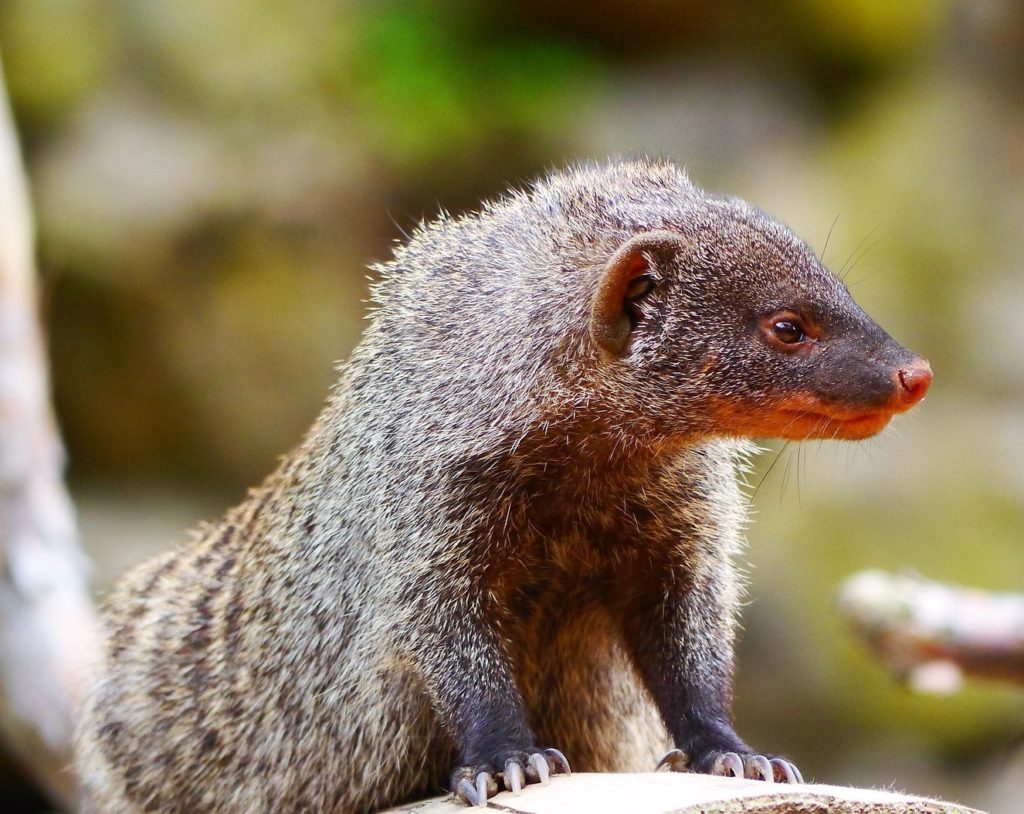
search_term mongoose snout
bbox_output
[75,159,931,812]
[741,345,933,442]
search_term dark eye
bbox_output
[772,319,805,344]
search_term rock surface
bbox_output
[379,772,985,814]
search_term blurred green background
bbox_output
[2,0,1023,811]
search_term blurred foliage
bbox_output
[790,0,942,61]
[1,0,1023,810]
[345,3,596,166]
[0,0,114,132]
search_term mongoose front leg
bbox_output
[408,586,571,806]
[622,561,803,784]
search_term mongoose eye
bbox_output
[771,320,805,344]
[624,273,656,301]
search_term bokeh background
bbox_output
[2,0,1023,811]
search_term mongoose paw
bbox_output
[450,747,571,807]
[657,747,803,784]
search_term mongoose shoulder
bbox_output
[75,158,932,813]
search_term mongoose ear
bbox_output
[590,230,688,356]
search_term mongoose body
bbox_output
[76,159,932,813]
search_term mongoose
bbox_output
[75,158,933,813]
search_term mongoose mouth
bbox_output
[710,398,897,441]
[771,407,896,441]
[775,358,933,440]
[715,357,932,442]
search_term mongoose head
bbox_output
[589,194,932,442]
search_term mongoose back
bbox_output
[76,158,932,812]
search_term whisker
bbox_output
[843,257,887,289]
[821,214,841,265]
[781,442,798,501]
[839,226,879,281]
[748,441,791,509]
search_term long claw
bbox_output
[529,752,550,785]
[656,748,688,772]
[544,747,571,775]
[770,758,803,784]
[504,760,525,796]
[456,778,479,807]
[713,752,744,778]
[746,755,773,782]
[475,773,491,808]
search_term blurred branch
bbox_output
[0,51,98,808]
[838,570,1024,693]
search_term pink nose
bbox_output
[895,359,933,408]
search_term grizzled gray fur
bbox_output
[75,158,931,812]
